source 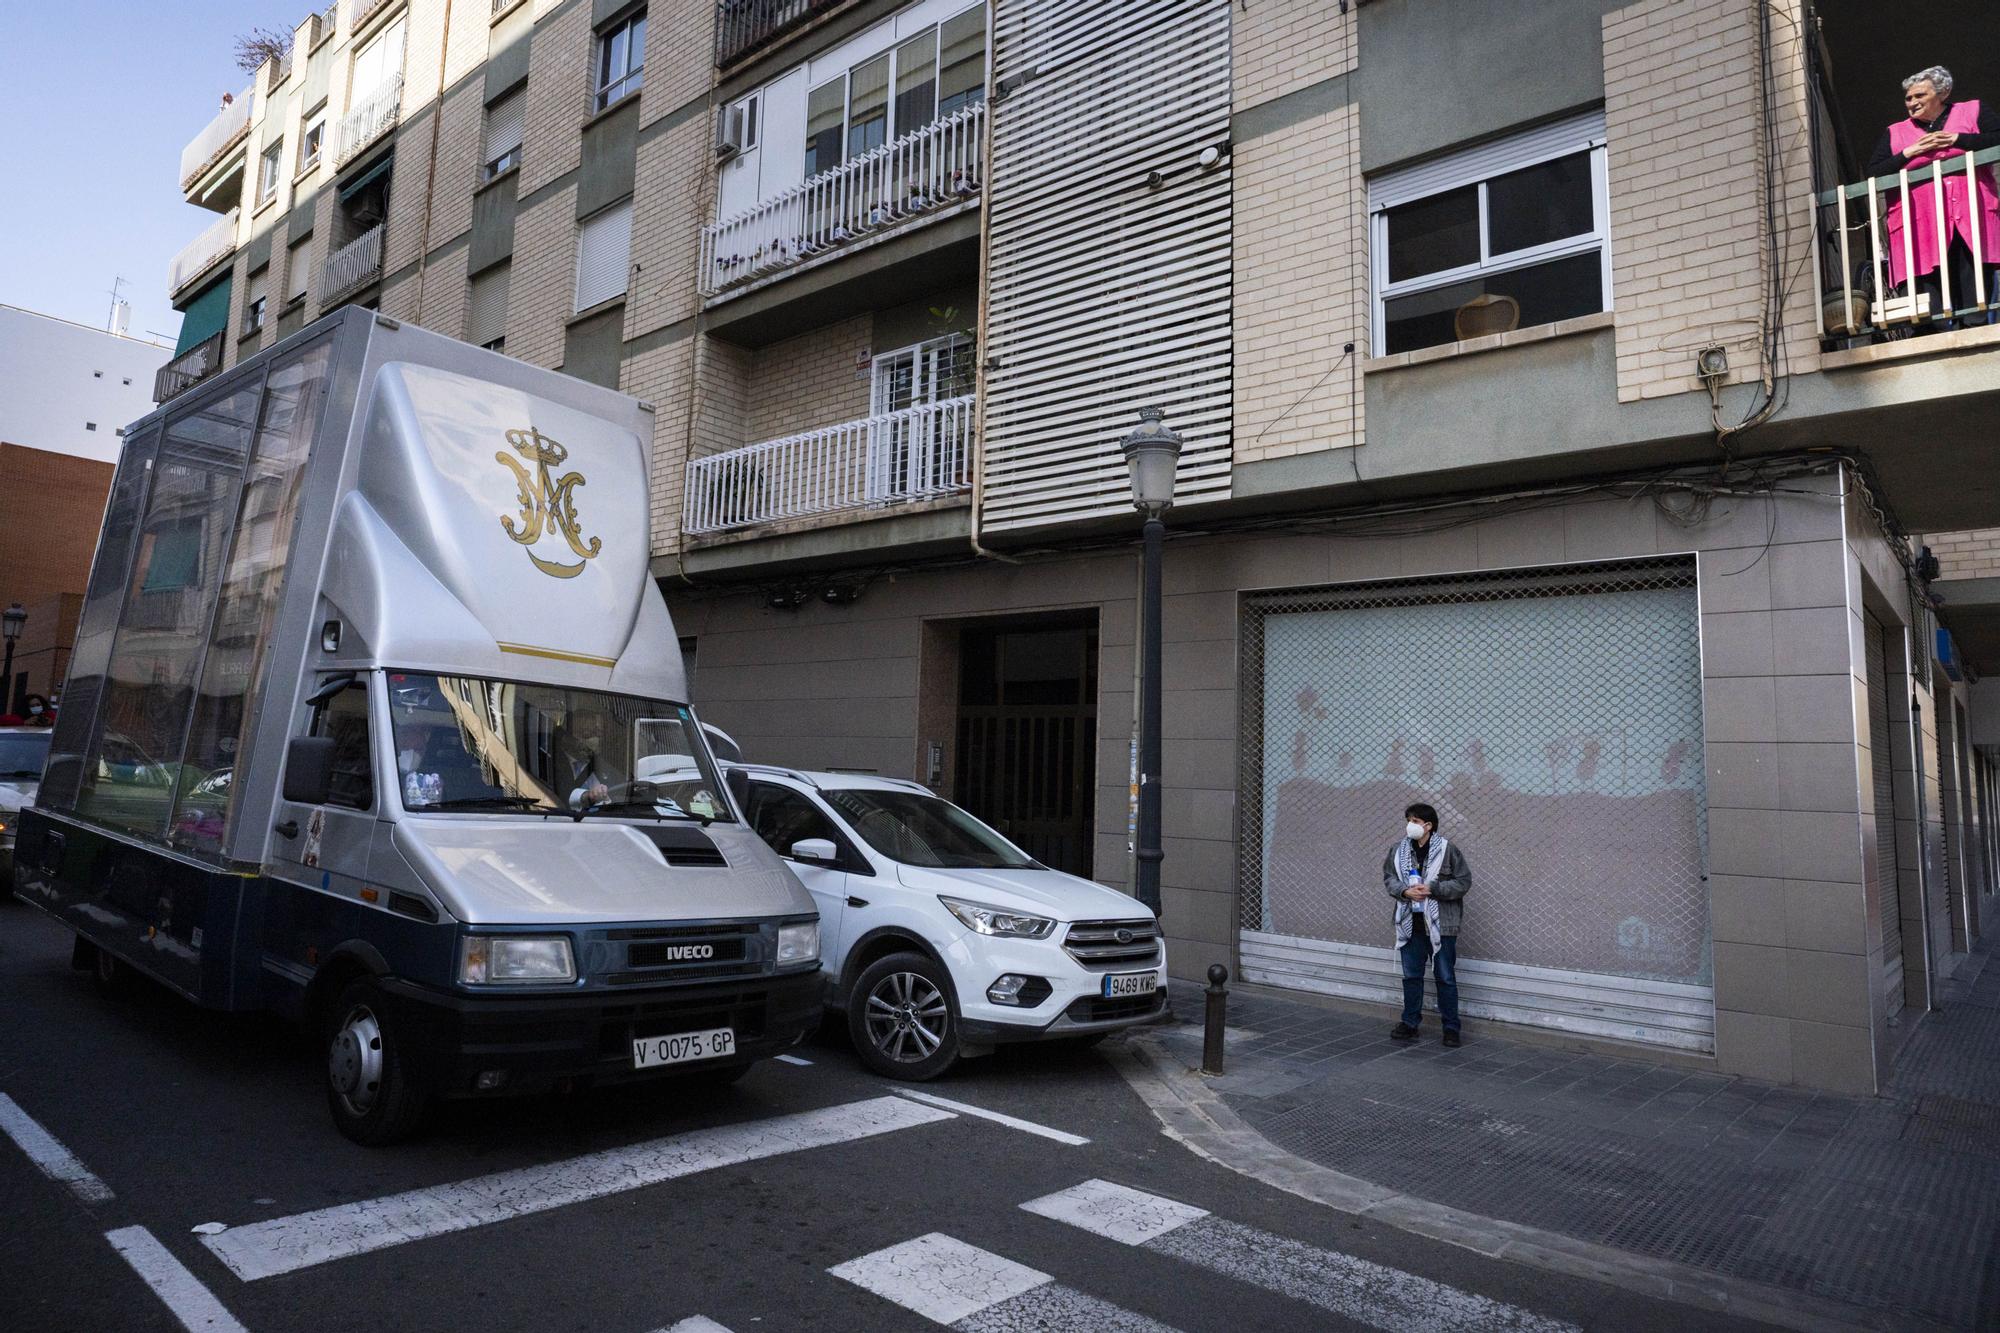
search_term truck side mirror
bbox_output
[723,766,751,818]
[282,735,337,805]
[703,723,741,764]
[790,838,839,867]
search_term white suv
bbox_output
[731,765,1167,1080]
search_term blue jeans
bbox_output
[1399,932,1459,1032]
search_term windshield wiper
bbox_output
[577,799,714,827]
[1,769,43,777]
[416,795,551,813]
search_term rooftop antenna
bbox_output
[105,276,129,334]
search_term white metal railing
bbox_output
[684,396,975,535]
[168,208,241,293]
[700,102,985,297]
[1816,144,2000,343]
[179,87,254,189]
[335,72,404,166]
[321,223,384,301]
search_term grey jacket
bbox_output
[1382,839,1473,937]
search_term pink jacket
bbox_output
[1884,99,2000,288]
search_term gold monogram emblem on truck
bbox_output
[495,426,602,579]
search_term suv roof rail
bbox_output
[731,762,820,789]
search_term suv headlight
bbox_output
[776,920,819,965]
[940,896,1055,940]
[460,935,576,985]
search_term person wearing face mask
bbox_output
[1382,802,1472,1047]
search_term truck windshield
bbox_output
[386,672,729,820]
[0,731,51,779]
[822,789,1036,870]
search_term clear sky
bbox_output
[0,1,292,349]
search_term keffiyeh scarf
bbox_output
[1393,835,1449,949]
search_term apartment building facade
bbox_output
[157,0,2000,1093]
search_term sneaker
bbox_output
[1390,1022,1419,1041]
[1442,1030,1462,1048]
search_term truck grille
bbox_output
[607,923,759,982]
[1062,919,1161,968]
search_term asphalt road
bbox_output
[0,897,1776,1333]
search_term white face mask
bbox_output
[1406,821,1427,841]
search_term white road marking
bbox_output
[774,1054,813,1066]
[655,1318,734,1332]
[1023,1180,1579,1333]
[204,1095,954,1282]
[890,1089,1090,1146]
[959,1283,1183,1332]
[105,1226,248,1333]
[0,1091,114,1203]
[831,1234,1051,1324]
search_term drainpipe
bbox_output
[966,42,1017,565]
[411,0,457,326]
[1909,687,1939,1014]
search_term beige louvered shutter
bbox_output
[483,89,523,168]
[468,263,510,346]
[573,202,631,311]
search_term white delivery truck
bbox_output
[14,308,821,1143]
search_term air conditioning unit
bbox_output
[714,104,747,160]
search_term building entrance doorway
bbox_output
[953,616,1097,876]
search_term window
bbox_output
[350,15,405,101]
[574,201,631,312]
[737,93,758,150]
[299,109,326,174]
[258,138,285,204]
[802,5,985,178]
[747,783,843,860]
[1369,111,1610,356]
[286,236,311,306]
[315,681,376,810]
[468,262,510,350]
[595,10,645,112]
[823,788,1033,870]
[482,87,524,181]
[871,332,975,412]
[242,267,269,334]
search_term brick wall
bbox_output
[520,1,591,195]
[626,113,710,342]
[1233,0,1354,109]
[0,444,114,620]
[1925,530,2000,581]
[1602,0,1820,403]
[641,0,716,129]
[1232,100,1365,464]
[743,317,875,442]
[506,185,579,368]
[426,78,487,248]
[623,337,702,557]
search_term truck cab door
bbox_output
[269,675,380,917]
[746,781,851,969]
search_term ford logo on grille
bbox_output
[663,944,714,961]
[1114,928,1134,945]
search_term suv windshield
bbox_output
[0,731,51,779]
[387,672,729,820]
[823,789,1034,869]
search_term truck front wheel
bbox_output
[324,979,428,1146]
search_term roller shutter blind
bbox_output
[574,201,630,312]
[483,89,523,170]
[468,263,510,347]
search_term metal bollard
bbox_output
[1202,963,1229,1075]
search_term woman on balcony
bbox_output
[1867,65,2000,327]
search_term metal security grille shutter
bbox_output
[1866,611,1905,1017]
[979,0,1232,531]
[1238,559,1714,1051]
[483,89,523,165]
[467,263,510,346]
[574,201,630,312]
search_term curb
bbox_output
[1111,1035,1938,1333]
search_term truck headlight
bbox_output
[776,920,819,965]
[460,935,576,985]
[940,896,1055,939]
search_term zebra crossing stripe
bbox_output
[1022,1180,1580,1333]
[829,1233,1181,1331]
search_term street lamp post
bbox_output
[1,603,25,716]
[1120,408,1182,919]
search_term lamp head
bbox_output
[1120,407,1183,517]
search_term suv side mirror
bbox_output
[723,766,751,818]
[790,838,839,866]
[282,735,336,805]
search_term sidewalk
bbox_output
[1136,941,2000,1330]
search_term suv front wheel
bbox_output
[849,951,959,1081]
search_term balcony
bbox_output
[700,103,984,300]
[1814,146,1999,350]
[179,87,253,192]
[335,72,403,167]
[168,209,242,295]
[321,223,384,303]
[155,332,225,403]
[714,0,843,67]
[684,395,974,536]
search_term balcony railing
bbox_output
[700,102,984,298]
[179,87,254,190]
[155,332,225,403]
[168,208,242,294]
[1815,144,2000,346]
[684,395,975,535]
[714,0,842,66]
[321,223,384,302]
[335,72,404,167]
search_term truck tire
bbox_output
[75,938,134,999]
[324,978,428,1146]
[848,951,960,1081]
